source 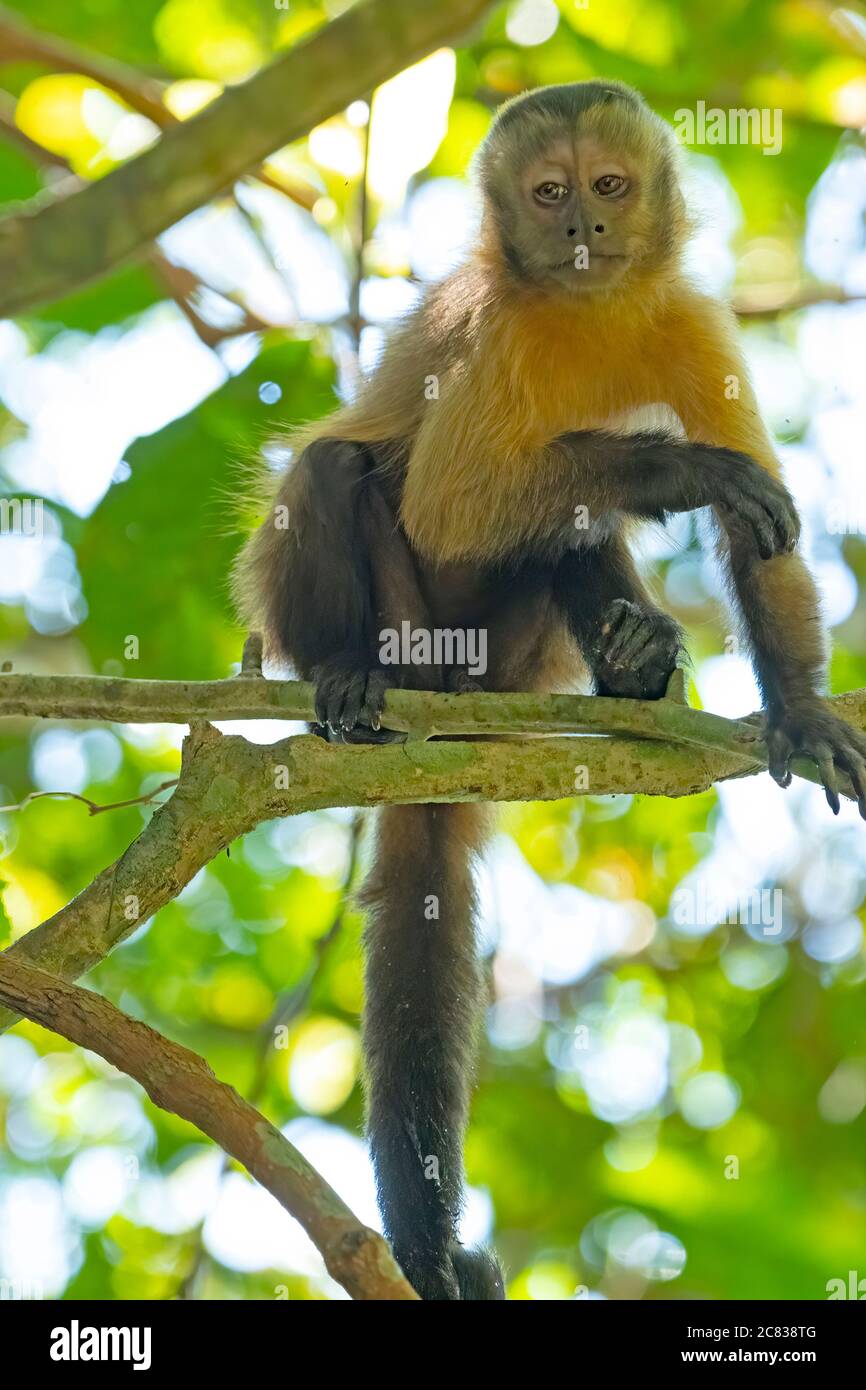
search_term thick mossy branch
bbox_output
[0,0,492,316]
[0,955,418,1300]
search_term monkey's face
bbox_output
[514,133,639,293]
[479,84,687,296]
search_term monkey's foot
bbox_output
[592,599,682,701]
[312,662,403,744]
[764,702,866,819]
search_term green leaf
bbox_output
[76,334,336,678]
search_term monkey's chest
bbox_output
[505,314,681,444]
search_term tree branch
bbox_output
[0,0,493,317]
[0,953,418,1300]
[0,666,773,744]
[3,676,865,1034]
[0,93,284,346]
[0,7,320,210]
[3,665,865,760]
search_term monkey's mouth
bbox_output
[551,253,627,270]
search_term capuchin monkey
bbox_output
[235,80,866,1300]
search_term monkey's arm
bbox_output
[660,291,866,815]
[399,364,798,566]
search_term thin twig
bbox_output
[0,779,178,817]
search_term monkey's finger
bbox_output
[755,486,799,554]
[751,508,779,560]
[603,613,648,667]
[722,498,775,559]
[737,470,800,553]
[314,675,339,730]
[362,670,389,732]
[727,473,798,557]
[762,501,798,556]
[617,616,678,674]
[339,670,368,733]
[766,728,793,788]
[601,598,633,631]
[597,598,633,648]
[835,742,866,820]
[844,756,866,821]
[813,742,840,815]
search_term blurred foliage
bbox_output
[1,0,865,1302]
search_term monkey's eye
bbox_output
[534,181,569,204]
[593,174,627,198]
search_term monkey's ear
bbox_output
[658,134,691,246]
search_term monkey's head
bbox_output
[477,80,688,295]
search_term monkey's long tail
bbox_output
[359,802,504,1301]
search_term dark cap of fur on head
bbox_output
[492,79,645,134]
[477,79,661,183]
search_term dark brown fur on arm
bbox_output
[721,528,866,814]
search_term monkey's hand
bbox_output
[592,599,682,701]
[706,451,800,561]
[312,657,404,744]
[764,700,866,819]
